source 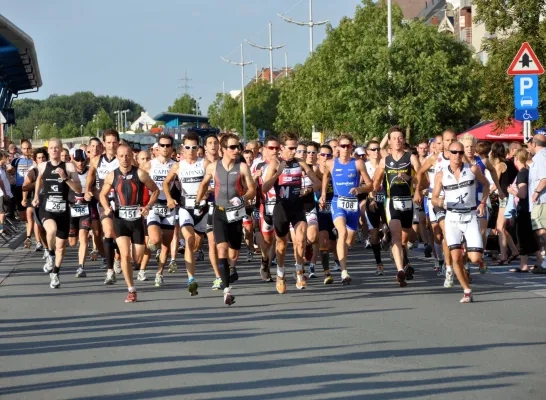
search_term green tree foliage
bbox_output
[275,0,482,142]
[168,94,199,115]
[207,93,240,132]
[11,91,144,139]
[60,123,80,138]
[473,0,546,126]
[245,81,281,137]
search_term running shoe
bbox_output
[49,272,60,289]
[229,267,239,283]
[460,291,473,303]
[356,230,364,243]
[43,255,53,274]
[444,270,454,288]
[224,287,235,306]
[437,262,446,277]
[104,270,116,285]
[155,249,160,262]
[23,237,31,249]
[308,264,317,278]
[125,291,137,303]
[433,259,440,271]
[35,242,43,253]
[407,241,415,250]
[75,266,86,278]
[260,260,273,282]
[375,264,384,276]
[167,260,177,274]
[114,259,122,275]
[276,274,287,294]
[424,244,433,258]
[154,273,164,287]
[89,249,99,261]
[479,261,488,274]
[324,273,334,285]
[246,251,253,263]
[333,260,341,271]
[365,239,372,249]
[177,245,186,255]
[404,264,414,280]
[196,249,205,261]
[42,250,49,260]
[396,269,407,287]
[188,277,199,296]
[341,270,352,285]
[212,277,223,290]
[148,241,159,252]
[271,257,277,266]
[296,271,307,289]
[137,270,148,281]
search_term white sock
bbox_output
[295,264,303,272]
[277,266,285,277]
[128,287,135,292]
[446,265,453,272]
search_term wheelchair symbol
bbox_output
[523,110,532,120]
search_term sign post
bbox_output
[508,42,544,135]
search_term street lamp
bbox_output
[80,124,84,137]
[122,109,130,132]
[33,126,38,141]
[113,110,120,131]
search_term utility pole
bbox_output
[277,0,328,54]
[245,21,285,84]
[113,110,120,131]
[179,70,192,94]
[221,43,253,144]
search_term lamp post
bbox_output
[80,124,84,138]
[245,21,285,84]
[113,110,120,131]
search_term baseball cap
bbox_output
[354,147,366,156]
[73,149,87,162]
[152,143,159,149]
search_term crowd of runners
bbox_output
[4,125,546,306]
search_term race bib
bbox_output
[265,200,276,216]
[337,196,358,212]
[392,198,412,211]
[252,209,260,221]
[45,198,66,213]
[320,201,332,214]
[375,192,385,203]
[208,202,214,215]
[153,204,169,218]
[226,204,245,223]
[118,205,141,221]
[70,204,89,217]
[184,195,196,210]
[449,212,472,223]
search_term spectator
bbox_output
[0,151,13,233]
[528,133,546,273]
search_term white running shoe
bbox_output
[104,270,116,285]
[114,260,122,275]
[154,273,164,287]
[43,255,53,274]
[137,270,148,281]
[437,263,446,277]
[444,271,454,288]
[49,273,60,289]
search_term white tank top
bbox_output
[365,160,382,191]
[150,158,175,201]
[178,157,205,197]
[442,163,477,212]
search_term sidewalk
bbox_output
[0,223,33,285]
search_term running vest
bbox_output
[70,167,89,202]
[442,163,476,212]
[301,164,315,209]
[384,152,414,200]
[96,155,119,190]
[42,161,70,213]
[69,167,90,217]
[178,157,206,209]
[474,155,486,202]
[274,159,302,203]
[150,158,175,201]
[316,167,334,213]
[12,156,33,186]
[365,160,384,202]
[112,166,145,208]
[214,161,244,209]
[332,158,360,197]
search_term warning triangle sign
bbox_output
[507,42,544,75]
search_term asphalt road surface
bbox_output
[1,241,545,400]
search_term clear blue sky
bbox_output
[2,0,363,119]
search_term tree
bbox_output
[207,93,240,131]
[275,0,482,142]
[473,0,546,126]
[60,123,80,138]
[245,81,281,137]
[168,94,199,115]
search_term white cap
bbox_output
[354,147,366,156]
[152,143,159,149]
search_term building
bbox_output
[130,111,156,132]
[393,0,427,19]
[255,67,293,83]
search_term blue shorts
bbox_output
[424,197,429,217]
[331,196,360,231]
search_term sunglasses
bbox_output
[368,148,379,152]
[356,154,366,157]
[319,153,333,158]
[307,151,317,155]
[226,145,240,150]
[184,145,198,150]
[286,146,297,151]
[450,150,464,155]
[339,144,352,149]
[296,149,307,154]
[159,143,172,148]
[266,146,279,151]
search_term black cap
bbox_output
[73,149,86,162]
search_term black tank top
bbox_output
[499,159,518,193]
[112,166,144,208]
[214,161,243,208]
[43,161,70,202]
[384,152,413,198]
[274,158,303,204]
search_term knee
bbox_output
[277,240,287,252]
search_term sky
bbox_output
[2,0,363,120]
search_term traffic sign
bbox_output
[514,75,539,110]
[515,108,539,121]
[507,42,544,75]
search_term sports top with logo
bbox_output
[96,155,120,190]
[274,159,302,205]
[331,158,360,230]
[68,167,94,236]
[214,161,244,209]
[178,157,206,208]
[384,152,414,228]
[256,160,276,234]
[150,158,175,201]
[12,156,33,186]
[40,161,71,240]
[365,160,387,229]
[147,158,176,228]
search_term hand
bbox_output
[477,203,485,217]
[32,197,39,208]
[56,168,67,181]
[319,196,326,210]
[349,187,360,196]
[140,206,150,217]
[398,172,410,181]
[193,200,206,216]
[368,199,377,212]
[21,198,28,207]
[84,192,93,202]
[167,198,178,209]
[253,168,263,179]
[498,189,506,200]
[230,197,243,206]
[276,161,286,176]
[413,192,422,204]
[103,207,113,217]
[532,192,539,204]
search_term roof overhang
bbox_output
[153,112,209,123]
[0,13,43,93]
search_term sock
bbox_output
[446,265,453,272]
[320,250,330,272]
[129,286,135,292]
[277,266,285,278]
[52,266,60,274]
[104,238,115,270]
[371,244,382,265]
[295,263,303,273]
[464,288,472,294]
[434,243,443,259]
[219,258,229,288]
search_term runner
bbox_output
[8,139,33,245]
[262,132,321,293]
[320,134,373,284]
[431,141,489,302]
[32,138,82,289]
[196,133,256,305]
[100,144,159,302]
[372,126,420,287]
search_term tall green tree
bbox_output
[207,93,239,131]
[168,94,199,115]
[245,81,281,136]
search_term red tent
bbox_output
[458,120,524,141]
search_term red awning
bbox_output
[458,120,524,141]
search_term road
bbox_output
[1,241,545,400]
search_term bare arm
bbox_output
[163,163,180,208]
[22,169,36,192]
[240,163,256,201]
[484,159,504,198]
[32,164,46,207]
[431,171,444,208]
[299,160,321,192]
[262,159,282,194]
[413,155,434,202]
[99,171,114,213]
[196,163,215,204]
[320,160,332,202]
[373,159,386,193]
[86,157,98,198]
[64,163,82,194]
[139,169,159,210]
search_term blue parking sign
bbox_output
[514,75,539,110]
